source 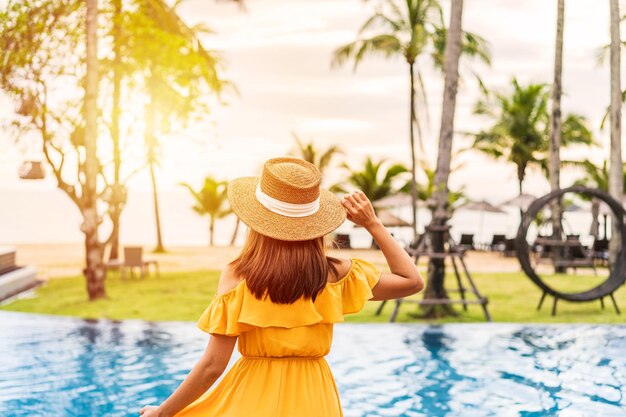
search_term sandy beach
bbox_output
[8,243,525,279]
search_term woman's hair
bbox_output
[230,229,340,304]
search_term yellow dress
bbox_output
[174,258,381,417]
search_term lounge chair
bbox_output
[592,238,609,265]
[459,234,475,251]
[503,238,517,257]
[118,247,160,279]
[489,234,507,252]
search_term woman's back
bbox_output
[197,258,381,358]
[175,258,381,417]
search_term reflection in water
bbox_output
[1,314,625,417]
[401,326,463,417]
[0,314,205,417]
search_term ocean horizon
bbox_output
[0,188,600,249]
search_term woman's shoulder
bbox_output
[216,264,245,296]
[328,257,353,284]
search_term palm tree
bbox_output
[291,132,342,180]
[431,0,464,221]
[333,157,409,206]
[426,0,465,317]
[333,157,410,248]
[123,0,227,253]
[415,162,465,209]
[472,79,595,197]
[548,0,565,240]
[332,0,489,241]
[609,0,623,260]
[180,177,231,246]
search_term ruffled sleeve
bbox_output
[196,258,382,334]
[335,258,382,314]
[196,283,254,336]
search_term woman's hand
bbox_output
[342,191,380,230]
[140,405,166,417]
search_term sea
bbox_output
[0,188,601,249]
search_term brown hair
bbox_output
[230,229,340,304]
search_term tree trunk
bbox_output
[209,217,215,246]
[549,0,564,242]
[432,0,463,221]
[590,197,600,239]
[609,0,623,262]
[229,217,240,246]
[423,0,464,317]
[549,0,565,272]
[84,0,106,300]
[408,62,419,242]
[517,164,525,219]
[146,70,165,253]
[109,0,123,261]
[149,160,165,252]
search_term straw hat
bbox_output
[228,157,346,241]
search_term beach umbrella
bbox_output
[457,200,506,241]
[373,193,426,209]
[499,193,537,211]
[460,200,506,214]
[372,194,425,234]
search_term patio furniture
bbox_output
[459,234,474,249]
[516,185,626,316]
[0,248,18,275]
[489,234,507,252]
[552,237,597,275]
[592,238,609,264]
[114,247,160,279]
[333,233,352,249]
[0,247,38,301]
[503,238,517,257]
[458,201,506,247]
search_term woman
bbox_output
[140,157,424,417]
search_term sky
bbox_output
[0,0,623,244]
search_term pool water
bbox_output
[0,312,625,417]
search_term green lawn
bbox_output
[2,269,625,323]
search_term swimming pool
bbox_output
[0,312,624,417]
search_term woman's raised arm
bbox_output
[342,191,424,301]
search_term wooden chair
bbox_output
[121,246,160,279]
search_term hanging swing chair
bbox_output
[15,92,46,180]
[18,160,45,180]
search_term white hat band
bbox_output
[255,184,320,217]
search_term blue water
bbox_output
[0,312,625,417]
